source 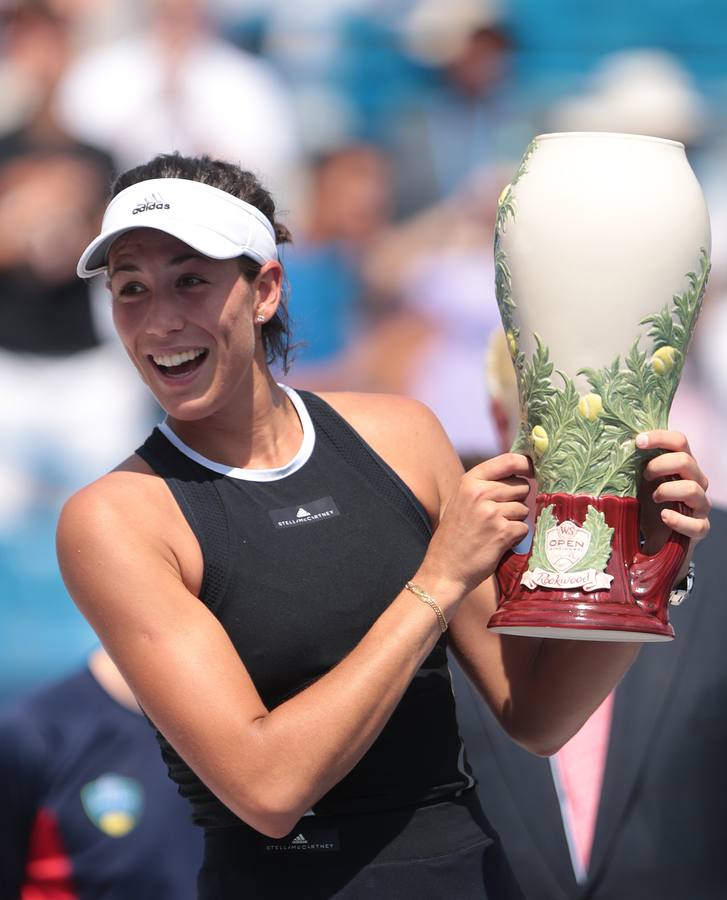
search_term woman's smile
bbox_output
[108,229,262,419]
[149,347,210,381]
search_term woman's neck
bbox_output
[165,370,303,471]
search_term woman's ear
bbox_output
[253,260,283,323]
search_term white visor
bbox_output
[77,177,278,277]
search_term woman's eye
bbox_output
[116,282,146,299]
[178,274,205,288]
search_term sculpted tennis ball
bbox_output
[531,425,549,455]
[578,392,603,421]
[650,346,678,375]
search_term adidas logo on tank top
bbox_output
[269,496,340,529]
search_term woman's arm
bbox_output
[326,394,710,757]
[56,439,526,839]
[442,430,710,756]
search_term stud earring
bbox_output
[256,315,265,322]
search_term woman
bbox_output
[57,153,710,899]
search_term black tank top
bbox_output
[136,387,474,829]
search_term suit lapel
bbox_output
[584,599,700,888]
[451,659,577,897]
[489,730,577,896]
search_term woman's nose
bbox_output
[143,291,184,336]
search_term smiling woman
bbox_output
[80,155,294,375]
[105,228,273,428]
[78,156,292,437]
[57,153,710,900]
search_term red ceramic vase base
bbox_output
[490,493,688,643]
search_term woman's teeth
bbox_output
[152,349,205,368]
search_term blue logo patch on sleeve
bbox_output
[80,774,144,837]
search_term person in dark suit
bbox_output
[453,507,726,900]
[450,332,726,900]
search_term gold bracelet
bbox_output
[404,581,448,633]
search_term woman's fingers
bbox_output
[497,501,531,522]
[659,506,711,541]
[638,430,708,488]
[469,453,534,482]
[636,429,711,549]
[424,454,535,596]
[642,450,709,491]
[463,454,532,503]
[652,478,711,516]
[636,429,691,454]
[468,479,531,503]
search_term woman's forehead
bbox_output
[108,229,199,267]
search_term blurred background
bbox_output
[2,0,727,702]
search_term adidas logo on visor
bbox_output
[133,193,170,215]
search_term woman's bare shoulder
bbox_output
[57,453,189,569]
[58,451,204,601]
[60,453,165,523]
[314,390,445,441]
[313,391,463,519]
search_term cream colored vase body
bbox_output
[492,132,710,641]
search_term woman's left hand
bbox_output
[636,430,710,562]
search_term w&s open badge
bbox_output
[81,774,144,837]
[522,504,614,592]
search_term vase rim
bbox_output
[535,131,684,150]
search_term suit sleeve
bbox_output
[0,710,49,898]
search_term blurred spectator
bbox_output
[546,48,709,149]
[668,360,727,507]
[388,246,501,463]
[258,2,366,155]
[696,140,727,458]
[698,294,727,419]
[0,647,203,899]
[453,507,727,899]
[351,171,507,463]
[383,0,527,218]
[0,0,152,524]
[285,142,393,387]
[0,0,112,358]
[54,0,303,210]
[257,3,425,157]
[0,1,153,698]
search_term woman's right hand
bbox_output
[414,453,532,613]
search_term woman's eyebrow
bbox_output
[169,252,206,265]
[109,252,206,279]
[108,262,139,278]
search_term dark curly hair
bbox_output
[111,153,294,372]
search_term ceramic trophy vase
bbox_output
[490,132,710,641]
